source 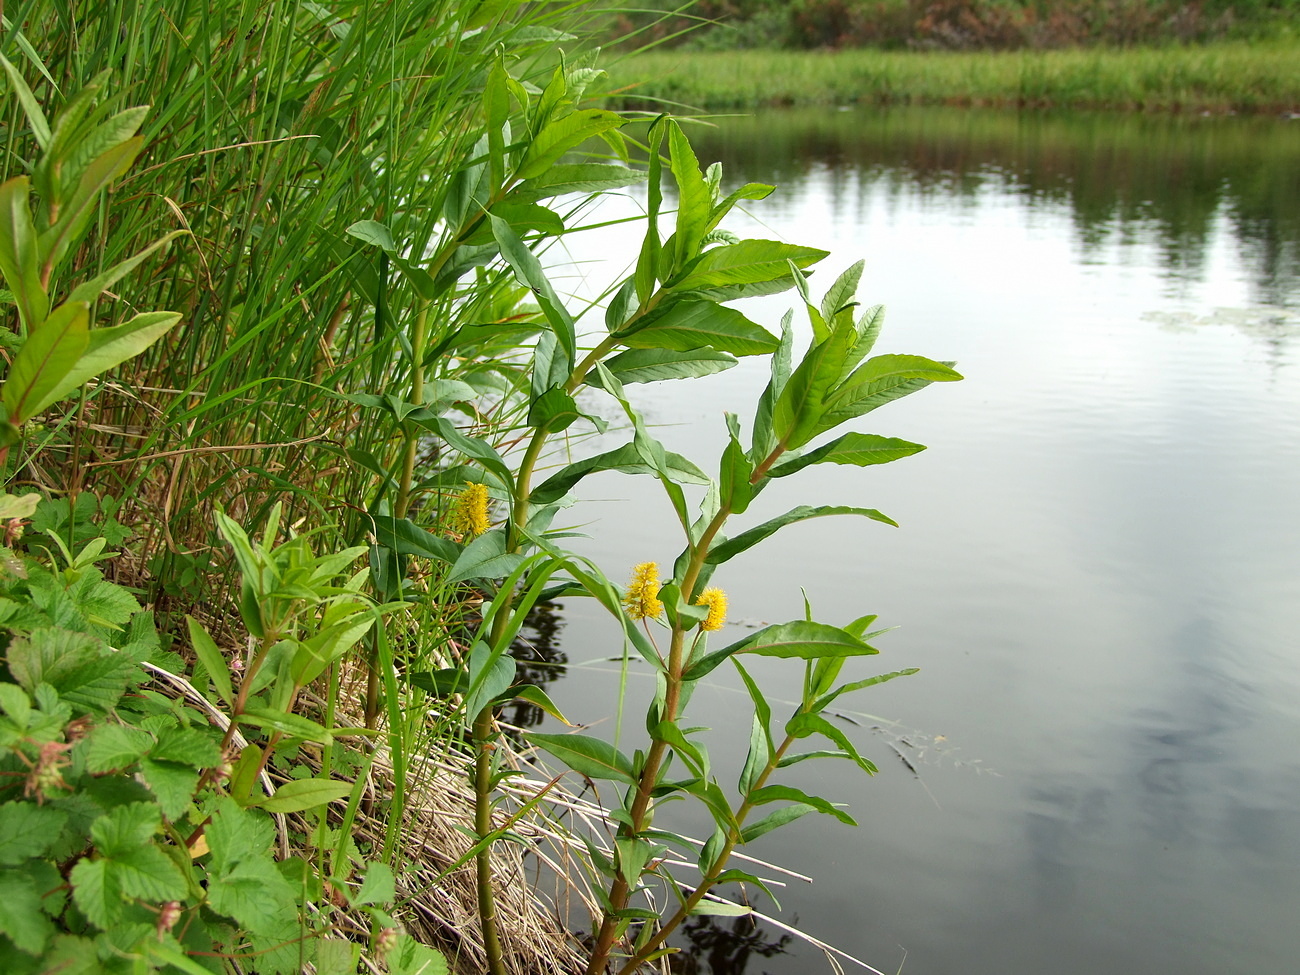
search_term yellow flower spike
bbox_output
[451,482,489,538]
[624,562,664,621]
[695,587,727,632]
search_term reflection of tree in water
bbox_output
[679,106,1300,312]
[669,912,792,975]
[502,599,567,729]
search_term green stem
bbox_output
[614,734,798,975]
[585,509,730,974]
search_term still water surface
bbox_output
[530,106,1300,974]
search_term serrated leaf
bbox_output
[0,868,53,953]
[138,759,199,820]
[705,505,897,566]
[0,804,67,865]
[526,732,636,784]
[84,724,153,773]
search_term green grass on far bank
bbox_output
[606,42,1300,114]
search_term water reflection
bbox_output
[682,107,1300,309]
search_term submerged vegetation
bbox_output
[0,2,960,975]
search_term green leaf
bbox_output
[528,385,580,433]
[464,641,516,719]
[489,215,575,370]
[690,899,753,917]
[767,433,926,478]
[66,232,184,306]
[706,505,897,566]
[617,300,777,357]
[2,301,89,426]
[747,783,856,825]
[515,109,626,181]
[666,121,711,272]
[530,441,709,506]
[258,777,353,814]
[0,868,53,954]
[785,712,878,775]
[239,706,332,743]
[512,163,646,203]
[526,732,636,784]
[742,620,878,660]
[670,240,828,299]
[740,804,817,844]
[353,861,395,907]
[369,515,457,564]
[186,616,232,706]
[813,668,919,712]
[448,529,524,583]
[40,310,182,409]
[0,56,51,148]
[138,759,199,820]
[816,354,962,436]
[84,724,153,773]
[0,804,67,865]
[0,177,48,331]
[589,347,737,386]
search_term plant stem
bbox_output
[614,733,797,975]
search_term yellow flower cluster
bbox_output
[695,587,727,631]
[623,562,664,621]
[451,482,489,538]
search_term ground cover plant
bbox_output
[1,2,961,973]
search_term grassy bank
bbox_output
[605,42,1300,113]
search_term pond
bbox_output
[525,105,1300,975]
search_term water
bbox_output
[523,106,1300,975]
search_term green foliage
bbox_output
[0,496,440,972]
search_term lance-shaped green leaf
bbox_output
[427,416,512,488]
[636,119,667,302]
[705,505,897,566]
[41,310,181,409]
[39,136,144,274]
[449,529,523,583]
[490,213,575,371]
[0,54,50,149]
[786,711,878,775]
[66,232,184,306]
[767,433,926,479]
[370,515,458,563]
[2,300,89,425]
[669,239,828,299]
[530,441,709,505]
[812,668,919,713]
[515,108,626,181]
[616,300,777,357]
[512,163,646,203]
[747,783,856,825]
[586,347,737,386]
[527,732,636,784]
[0,176,48,331]
[814,354,963,436]
[771,314,860,450]
[666,121,712,274]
